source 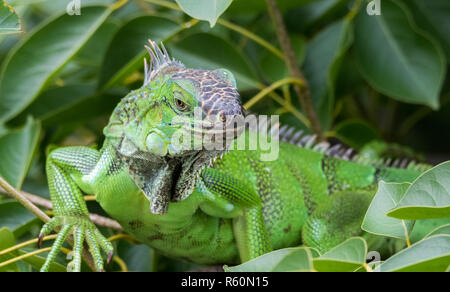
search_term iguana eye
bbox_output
[175,98,188,111]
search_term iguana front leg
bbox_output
[200,168,272,262]
[39,147,113,272]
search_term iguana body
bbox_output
[39,42,426,271]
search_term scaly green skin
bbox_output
[39,42,426,271]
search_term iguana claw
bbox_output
[38,216,114,272]
[37,232,44,249]
[107,250,114,265]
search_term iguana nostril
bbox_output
[219,112,227,122]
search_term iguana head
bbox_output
[104,40,245,214]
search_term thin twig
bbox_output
[264,0,323,140]
[0,187,123,231]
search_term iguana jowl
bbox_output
[38,41,428,272]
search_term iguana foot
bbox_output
[38,216,114,272]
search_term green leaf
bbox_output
[0,6,111,124]
[354,0,445,109]
[175,0,232,27]
[405,0,450,61]
[259,35,306,83]
[313,237,368,272]
[387,161,450,219]
[0,201,38,237]
[0,117,40,188]
[169,33,259,91]
[117,241,154,272]
[16,249,66,272]
[334,119,380,149]
[227,0,311,14]
[0,227,18,272]
[410,218,450,243]
[362,182,414,240]
[302,19,352,130]
[377,235,450,272]
[17,84,96,124]
[98,15,181,91]
[285,0,351,32]
[223,247,315,272]
[0,0,21,35]
[424,223,450,238]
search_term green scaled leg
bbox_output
[233,206,272,262]
[200,168,271,262]
[301,190,373,254]
[38,147,113,272]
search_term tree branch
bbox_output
[0,186,123,231]
[264,0,323,140]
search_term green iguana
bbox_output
[38,41,430,272]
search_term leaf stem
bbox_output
[0,247,71,270]
[113,256,129,272]
[0,235,57,257]
[264,0,323,140]
[245,77,306,109]
[217,19,284,60]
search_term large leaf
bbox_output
[0,201,38,237]
[259,35,306,83]
[0,6,111,124]
[387,161,450,219]
[377,235,450,272]
[285,0,351,32]
[0,0,20,35]
[354,0,445,109]
[362,182,414,240]
[302,19,352,130]
[169,33,259,91]
[16,84,96,126]
[223,247,315,272]
[16,249,66,272]
[410,218,450,243]
[313,237,367,272]
[227,0,312,14]
[98,15,181,91]
[405,0,450,61]
[0,117,40,188]
[175,0,232,27]
[117,241,154,272]
[0,227,18,272]
[424,224,450,238]
[334,119,379,149]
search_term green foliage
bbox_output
[387,161,450,219]
[0,0,20,35]
[354,0,445,109]
[0,117,40,188]
[362,182,414,240]
[175,0,232,27]
[224,247,316,272]
[0,0,448,272]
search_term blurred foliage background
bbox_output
[0,0,449,271]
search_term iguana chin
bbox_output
[38,40,428,272]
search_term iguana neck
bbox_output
[106,137,222,214]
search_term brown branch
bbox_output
[0,187,123,231]
[264,0,323,140]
